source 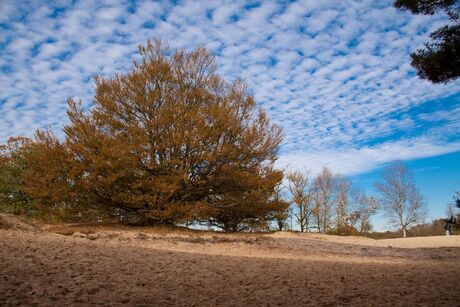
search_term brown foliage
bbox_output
[18,40,285,230]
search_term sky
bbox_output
[0,0,459,227]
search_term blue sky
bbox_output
[352,151,460,230]
[0,0,459,227]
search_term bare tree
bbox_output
[375,161,427,238]
[446,202,456,219]
[285,171,315,232]
[335,175,350,230]
[447,192,460,224]
[313,167,335,233]
[348,189,380,234]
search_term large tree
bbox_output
[22,40,285,230]
[375,161,427,237]
[394,0,460,83]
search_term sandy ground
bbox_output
[1,215,460,306]
[270,231,460,248]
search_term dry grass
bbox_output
[0,213,41,232]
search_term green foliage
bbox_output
[411,24,460,83]
[394,0,458,16]
[0,137,36,216]
[272,208,290,231]
[394,0,460,83]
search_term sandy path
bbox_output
[1,228,460,306]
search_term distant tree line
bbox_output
[367,218,459,239]
[282,167,379,235]
[280,162,429,237]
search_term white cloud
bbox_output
[277,138,460,176]
[0,0,459,176]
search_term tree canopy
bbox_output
[394,0,460,83]
[2,40,286,231]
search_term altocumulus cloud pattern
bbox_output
[0,0,459,175]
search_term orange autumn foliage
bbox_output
[18,40,286,230]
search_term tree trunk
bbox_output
[402,228,407,238]
[299,207,304,232]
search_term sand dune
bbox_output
[1,218,460,306]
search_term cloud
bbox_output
[0,0,459,176]
[277,138,460,176]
